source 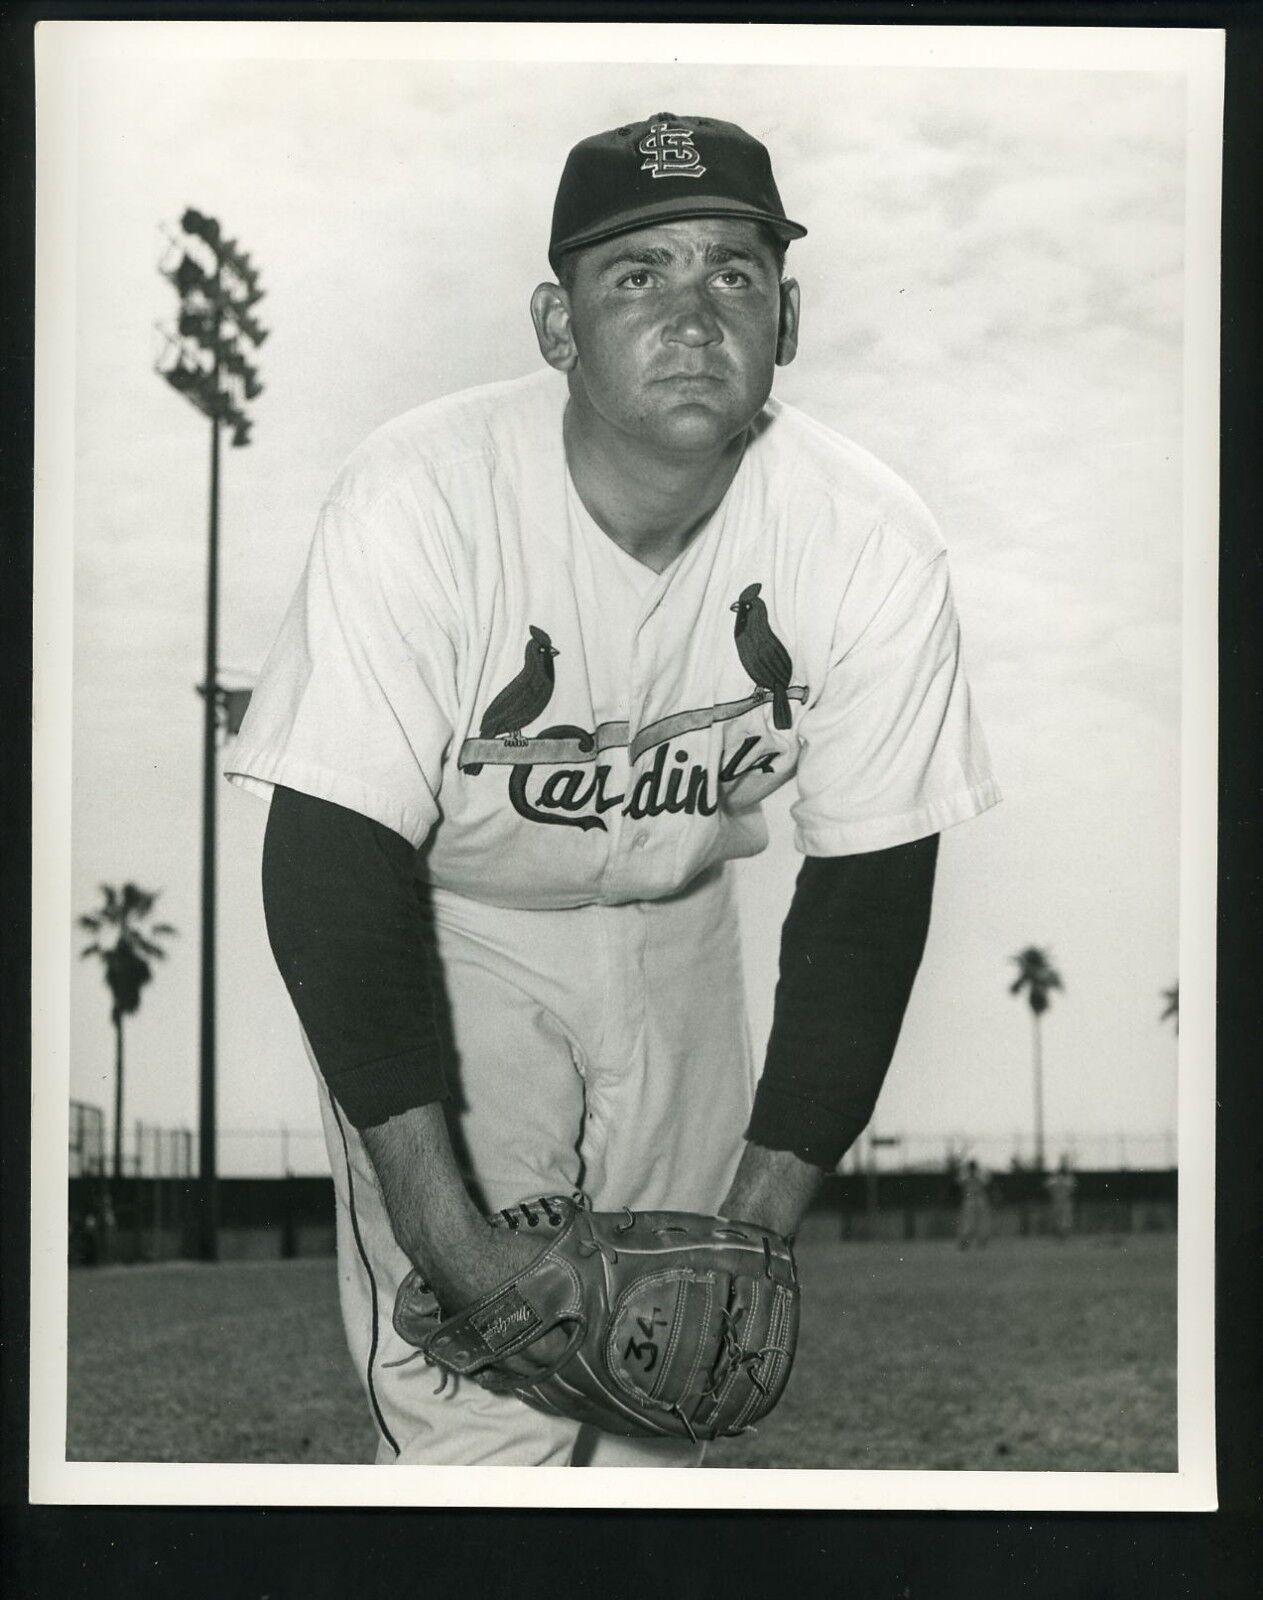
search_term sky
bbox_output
[54,32,1194,1175]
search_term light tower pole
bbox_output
[158,209,266,1261]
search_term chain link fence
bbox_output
[69,1102,196,1264]
[69,1100,106,1177]
[216,1127,330,1177]
[69,1098,1177,1264]
[74,1106,1178,1185]
[845,1130,1177,1175]
[68,1104,335,1263]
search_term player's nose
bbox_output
[662,285,722,347]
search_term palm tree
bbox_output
[78,883,177,1180]
[1160,983,1179,1036]
[1008,945,1064,1172]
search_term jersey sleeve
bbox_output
[792,533,1000,857]
[225,490,461,848]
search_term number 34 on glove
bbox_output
[391,1197,800,1442]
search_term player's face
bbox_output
[541,218,799,459]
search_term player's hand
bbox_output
[358,1106,571,1373]
[421,1216,554,1312]
[418,1212,575,1378]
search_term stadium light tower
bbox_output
[157,207,267,1261]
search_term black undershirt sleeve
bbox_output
[261,785,447,1130]
[262,782,937,1156]
[746,834,939,1171]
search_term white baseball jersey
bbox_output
[226,369,998,905]
[229,368,999,1467]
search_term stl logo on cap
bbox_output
[638,116,707,180]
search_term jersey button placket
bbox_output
[620,629,647,867]
[624,594,674,885]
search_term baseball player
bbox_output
[1045,1156,1078,1240]
[957,1159,993,1249]
[227,111,1000,1467]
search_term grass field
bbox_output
[66,1231,1176,1471]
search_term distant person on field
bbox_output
[1045,1156,1077,1240]
[957,1158,992,1249]
[81,1208,100,1266]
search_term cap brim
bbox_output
[551,195,807,266]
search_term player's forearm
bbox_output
[360,1104,567,1311]
[721,1143,823,1237]
[358,1103,485,1280]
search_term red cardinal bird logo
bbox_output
[464,625,559,775]
[730,583,794,730]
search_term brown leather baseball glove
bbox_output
[391,1195,800,1442]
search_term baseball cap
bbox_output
[548,112,807,272]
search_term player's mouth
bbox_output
[653,372,727,389]
[653,365,727,381]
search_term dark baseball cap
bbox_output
[548,111,807,273]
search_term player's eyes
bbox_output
[609,266,758,292]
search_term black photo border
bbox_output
[3,2,1259,1594]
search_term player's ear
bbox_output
[775,279,800,368]
[531,283,578,373]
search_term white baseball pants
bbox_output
[308,861,757,1467]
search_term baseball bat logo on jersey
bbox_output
[459,597,805,832]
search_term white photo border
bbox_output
[30,17,1223,1512]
